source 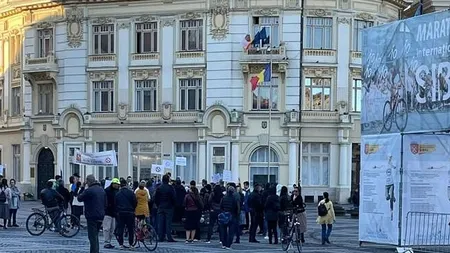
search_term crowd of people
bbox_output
[0,172,337,253]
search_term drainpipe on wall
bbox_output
[297,0,305,187]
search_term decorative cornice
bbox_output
[308,9,332,17]
[0,2,60,19]
[130,69,160,79]
[253,9,280,16]
[66,7,84,48]
[92,17,114,24]
[135,15,158,23]
[303,67,336,77]
[175,68,205,78]
[209,6,229,41]
[161,18,175,27]
[36,21,53,29]
[118,22,130,29]
[337,17,350,24]
[88,71,116,81]
[179,12,203,20]
[356,12,375,21]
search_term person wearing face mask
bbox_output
[8,179,20,227]
[103,178,120,249]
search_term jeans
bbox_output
[9,209,18,225]
[244,211,250,230]
[220,217,237,248]
[321,224,333,242]
[103,215,116,245]
[157,208,174,241]
[87,219,102,253]
[116,213,135,246]
[151,208,158,233]
[207,210,220,241]
[46,206,61,231]
[267,220,278,244]
[249,211,263,241]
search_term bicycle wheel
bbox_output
[292,227,302,253]
[142,225,158,251]
[26,212,47,236]
[58,214,80,238]
[395,98,408,132]
[382,101,393,132]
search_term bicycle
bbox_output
[26,207,80,237]
[132,217,158,251]
[281,211,303,253]
[382,83,408,132]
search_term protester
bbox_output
[248,184,263,243]
[235,185,245,243]
[279,186,291,237]
[56,179,71,212]
[0,179,11,229]
[103,178,119,249]
[71,181,84,227]
[135,180,150,222]
[317,192,335,245]
[154,174,177,242]
[219,186,240,250]
[183,186,203,243]
[292,186,307,243]
[115,178,137,249]
[173,178,186,223]
[206,184,223,243]
[40,180,64,230]
[265,186,280,244]
[242,181,251,230]
[8,179,20,227]
[77,175,107,253]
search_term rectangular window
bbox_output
[92,24,115,55]
[305,17,333,49]
[97,142,118,179]
[175,142,197,182]
[68,148,81,177]
[252,16,280,47]
[136,22,158,53]
[252,76,279,110]
[11,86,21,116]
[12,144,21,181]
[304,77,331,110]
[131,142,162,181]
[352,79,362,112]
[135,80,157,112]
[301,143,330,186]
[38,83,53,114]
[180,20,203,51]
[353,20,373,51]
[179,78,202,111]
[93,81,114,112]
[38,29,53,57]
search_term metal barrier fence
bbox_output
[404,212,450,252]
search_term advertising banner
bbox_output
[402,134,450,245]
[359,134,401,245]
[73,150,118,166]
[361,11,450,135]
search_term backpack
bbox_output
[218,212,231,225]
[0,189,6,203]
[318,203,328,217]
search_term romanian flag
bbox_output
[250,64,271,91]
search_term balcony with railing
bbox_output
[88,54,117,69]
[301,111,339,123]
[130,52,160,66]
[303,49,337,64]
[23,53,58,74]
[351,51,362,65]
[87,110,202,124]
[240,45,287,63]
[175,51,205,65]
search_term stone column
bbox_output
[198,141,206,182]
[85,142,94,176]
[117,20,130,105]
[231,142,240,183]
[22,131,31,184]
[337,128,351,203]
[336,17,351,104]
[288,141,297,187]
[161,19,175,104]
[57,142,64,179]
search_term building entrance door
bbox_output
[37,148,55,194]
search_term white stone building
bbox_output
[0,0,406,203]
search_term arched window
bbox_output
[249,146,279,186]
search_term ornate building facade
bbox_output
[0,0,406,202]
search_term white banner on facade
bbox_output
[151,164,164,175]
[402,134,450,246]
[73,150,117,166]
[359,134,401,245]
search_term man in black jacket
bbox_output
[77,175,107,253]
[154,174,176,242]
[248,184,263,243]
[103,178,120,249]
[115,178,137,249]
[40,180,64,230]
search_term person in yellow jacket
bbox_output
[135,180,150,222]
[316,192,335,245]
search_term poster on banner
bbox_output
[211,173,222,183]
[175,157,187,166]
[222,170,232,182]
[73,150,117,166]
[104,180,112,189]
[163,160,174,170]
[361,11,450,135]
[359,134,401,245]
[401,134,450,245]
[151,164,164,175]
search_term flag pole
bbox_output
[267,25,273,185]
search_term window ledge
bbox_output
[176,51,205,58]
[303,49,336,57]
[351,51,362,58]
[88,54,116,62]
[132,53,159,60]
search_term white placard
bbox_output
[222,170,232,182]
[0,165,3,176]
[104,180,112,189]
[163,160,174,169]
[175,157,187,166]
[151,164,164,175]
[211,173,222,183]
[73,150,117,166]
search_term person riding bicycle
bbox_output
[40,180,64,231]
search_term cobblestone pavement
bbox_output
[0,201,399,253]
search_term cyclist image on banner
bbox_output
[385,154,397,221]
